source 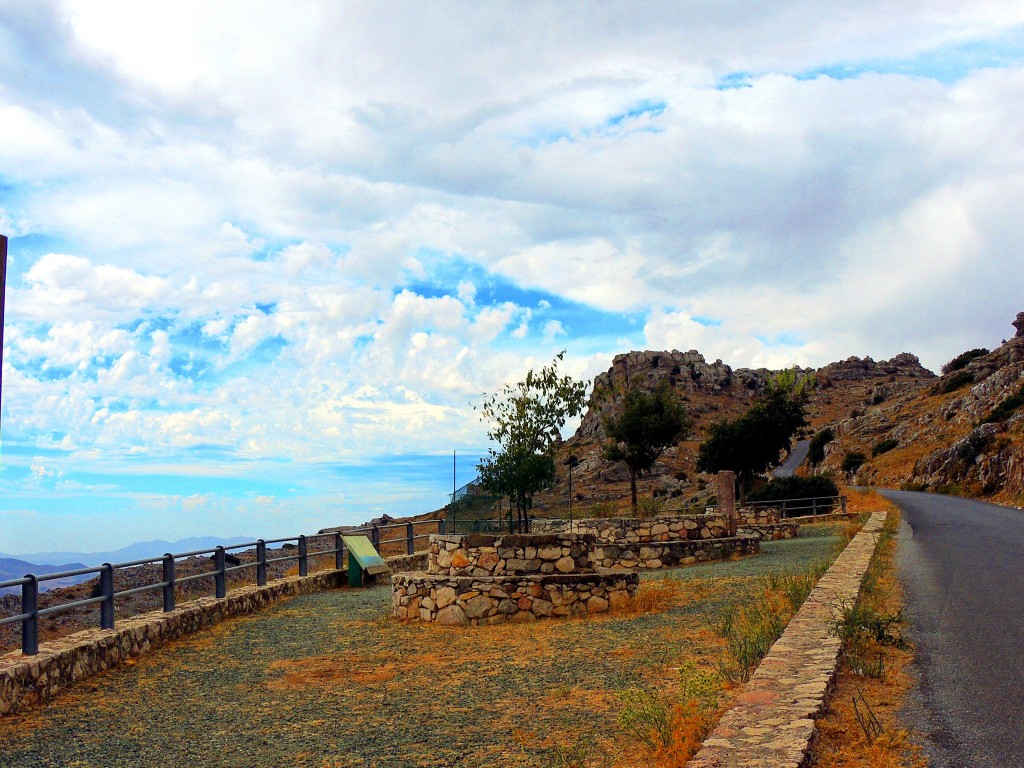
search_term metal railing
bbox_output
[742,495,847,519]
[0,519,443,656]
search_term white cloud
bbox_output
[2,2,1024,548]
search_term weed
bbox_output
[615,578,682,616]
[618,663,722,767]
[618,688,672,751]
[637,495,668,519]
[537,733,611,768]
[717,600,786,683]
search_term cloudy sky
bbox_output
[1,1,1023,555]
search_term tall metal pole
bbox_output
[0,234,7,448]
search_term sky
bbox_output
[1,1,1023,556]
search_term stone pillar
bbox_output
[717,471,737,537]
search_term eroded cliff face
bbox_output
[818,315,1024,502]
[536,345,937,514]
[576,349,769,441]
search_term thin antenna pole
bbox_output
[0,233,7,450]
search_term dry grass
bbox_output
[809,505,928,768]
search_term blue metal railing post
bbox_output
[257,540,267,586]
[371,526,380,551]
[22,575,38,655]
[298,535,308,577]
[406,522,415,555]
[334,533,343,570]
[215,547,226,598]
[438,518,445,535]
[162,554,176,612]
[100,564,114,630]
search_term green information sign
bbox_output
[341,535,389,587]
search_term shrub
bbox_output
[871,438,899,457]
[842,451,867,474]
[746,474,839,503]
[940,370,974,394]
[956,430,994,463]
[941,348,989,374]
[983,382,1024,424]
[807,427,834,464]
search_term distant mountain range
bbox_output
[0,535,258,571]
[0,557,91,594]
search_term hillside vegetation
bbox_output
[525,312,1024,514]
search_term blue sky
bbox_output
[1,1,1024,554]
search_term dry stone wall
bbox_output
[428,533,595,577]
[591,535,760,569]
[530,514,731,542]
[391,572,638,625]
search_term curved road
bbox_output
[774,439,810,477]
[883,489,1024,767]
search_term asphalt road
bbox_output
[773,439,810,477]
[883,489,1024,768]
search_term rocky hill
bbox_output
[527,344,936,515]
[818,312,1024,502]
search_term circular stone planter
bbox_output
[392,533,639,625]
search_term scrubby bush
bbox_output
[746,474,839,503]
[842,451,867,474]
[941,348,989,374]
[983,382,1024,424]
[807,427,834,465]
[940,370,974,394]
[956,430,994,463]
[871,438,899,457]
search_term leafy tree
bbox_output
[603,383,693,514]
[476,352,587,532]
[807,427,834,465]
[841,451,867,474]
[696,370,813,501]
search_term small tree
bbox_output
[603,383,692,514]
[808,427,835,465]
[696,370,813,501]
[476,352,587,532]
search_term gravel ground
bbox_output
[0,525,846,768]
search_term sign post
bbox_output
[0,233,7,446]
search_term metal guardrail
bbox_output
[0,519,444,656]
[742,495,847,519]
[529,496,848,525]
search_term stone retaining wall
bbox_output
[531,514,730,542]
[740,522,800,541]
[688,510,887,768]
[427,533,595,576]
[386,551,428,574]
[591,534,760,569]
[391,572,639,625]
[0,569,345,717]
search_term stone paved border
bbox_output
[688,510,886,767]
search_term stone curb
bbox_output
[688,510,887,768]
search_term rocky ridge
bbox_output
[818,313,1024,500]
[525,347,935,515]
